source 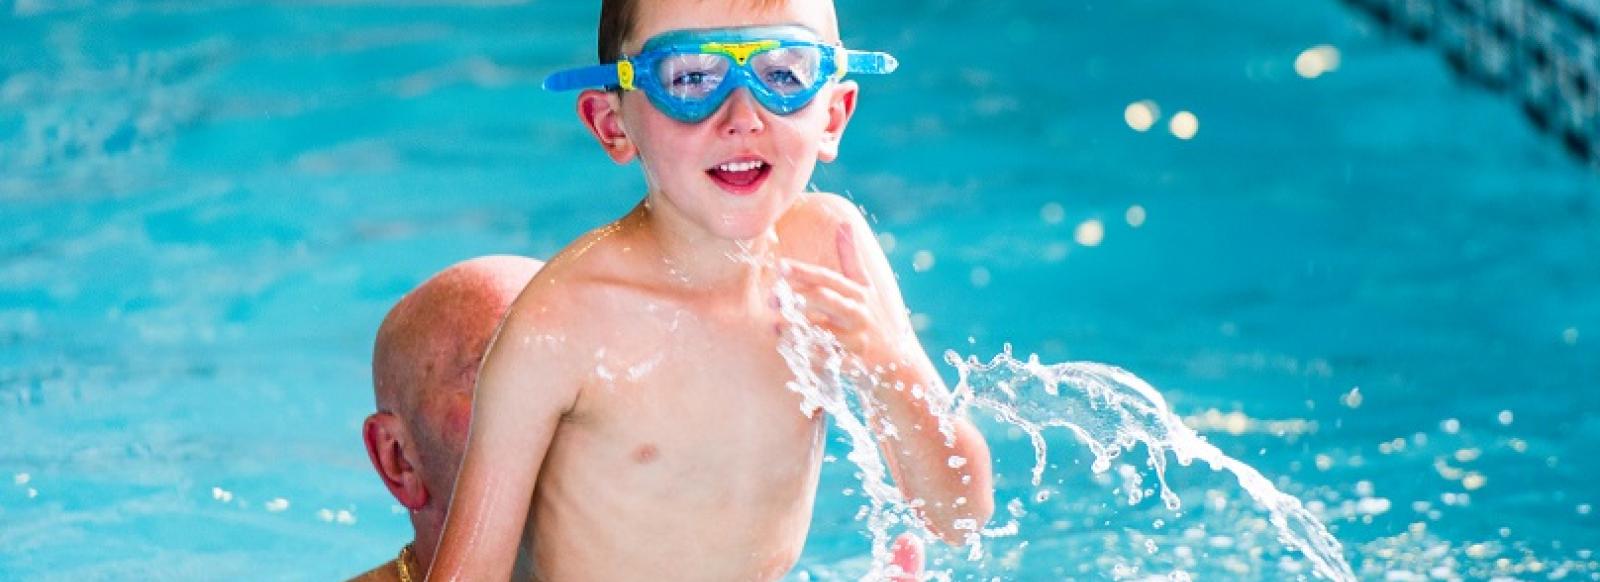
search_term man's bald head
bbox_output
[373,255,540,419]
[362,255,542,574]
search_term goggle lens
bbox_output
[652,45,825,104]
[657,53,730,100]
[749,46,823,96]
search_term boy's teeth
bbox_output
[715,161,764,172]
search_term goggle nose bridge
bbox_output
[701,40,781,66]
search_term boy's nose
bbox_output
[717,89,765,136]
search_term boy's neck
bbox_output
[629,201,778,294]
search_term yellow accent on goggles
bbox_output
[700,40,782,66]
[617,60,635,91]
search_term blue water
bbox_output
[3,1,1597,579]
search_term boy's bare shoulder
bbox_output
[497,220,653,347]
[497,225,622,337]
[778,192,874,264]
[786,191,867,225]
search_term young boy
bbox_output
[428,1,994,579]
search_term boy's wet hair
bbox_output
[598,0,790,63]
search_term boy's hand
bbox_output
[780,222,911,369]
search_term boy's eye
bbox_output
[763,68,802,86]
[672,71,717,87]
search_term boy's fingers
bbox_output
[836,222,868,285]
[783,259,867,302]
[798,285,867,330]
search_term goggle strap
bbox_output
[844,50,899,76]
[542,63,625,92]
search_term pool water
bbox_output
[3,0,1597,580]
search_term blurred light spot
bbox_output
[1074,219,1104,247]
[1294,44,1342,79]
[1315,454,1333,471]
[13,473,29,486]
[1356,497,1391,516]
[1169,111,1199,140]
[1124,100,1160,132]
[1039,202,1065,225]
[317,508,334,522]
[1441,418,1460,434]
[1340,387,1362,409]
[969,266,991,288]
[1465,543,1491,559]
[265,498,290,513]
[911,250,935,272]
[1435,458,1464,480]
[211,486,234,503]
[878,232,897,254]
[1224,412,1248,435]
[1355,480,1375,497]
[1562,327,1579,345]
[1579,504,1592,515]
[1496,410,1513,426]
[391,505,408,514]
[910,312,931,332]
[27,488,38,498]
[335,509,357,525]
[1126,205,1146,228]
[1454,448,1481,462]
[1462,472,1487,491]
[1498,527,1512,538]
[1508,438,1527,453]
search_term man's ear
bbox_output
[578,89,637,164]
[818,80,859,163]
[362,412,429,510]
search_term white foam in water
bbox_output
[772,277,1356,581]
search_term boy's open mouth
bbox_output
[706,158,771,194]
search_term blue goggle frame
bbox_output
[543,26,898,123]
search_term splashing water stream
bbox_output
[772,277,1357,581]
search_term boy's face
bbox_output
[600,0,855,241]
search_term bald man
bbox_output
[350,255,544,581]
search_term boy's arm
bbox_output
[426,299,578,581]
[783,196,995,545]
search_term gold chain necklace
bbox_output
[396,543,417,582]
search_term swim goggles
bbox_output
[543,25,898,123]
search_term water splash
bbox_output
[946,349,1356,581]
[774,277,1356,581]
[774,277,932,580]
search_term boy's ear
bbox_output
[578,89,637,164]
[818,80,859,163]
[362,412,429,510]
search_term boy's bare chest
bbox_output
[565,303,817,446]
